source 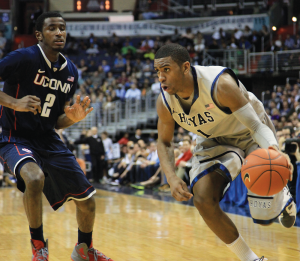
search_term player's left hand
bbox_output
[269,145,293,181]
[64,95,93,123]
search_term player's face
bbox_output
[154,57,185,95]
[40,17,66,51]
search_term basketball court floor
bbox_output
[0,185,299,261]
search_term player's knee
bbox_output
[193,194,218,216]
[76,196,96,213]
[21,169,44,193]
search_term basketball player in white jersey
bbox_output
[154,44,296,261]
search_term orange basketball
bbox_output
[241,148,290,196]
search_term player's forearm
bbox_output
[55,113,76,129]
[0,91,18,110]
[157,140,176,182]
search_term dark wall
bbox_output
[0,0,10,10]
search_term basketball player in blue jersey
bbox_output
[0,12,113,261]
[154,44,296,261]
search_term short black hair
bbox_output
[35,11,64,32]
[155,43,190,67]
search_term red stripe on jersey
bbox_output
[0,106,3,118]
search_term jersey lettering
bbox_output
[34,73,72,93]
[204,112,214,122]
[197,113,207,125]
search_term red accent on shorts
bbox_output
[51,186,94,208]
[14,144,33,157]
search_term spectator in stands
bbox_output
[281,100,291,116]
[118,133,130,145]
[151,77,161,94]
[250,30,260,51]
[99,37,110,51]
[239,36,251,50]
[131,129,143,143]
[275,34,283,49]
[101,131,114,161]
[78,39,87,51]
[77,59,88,76]
[208,39,220,51]
[144,49,155,60]
[243,26,252,41]
[125,83,141,100]
[121,41,137,56]
[111,35,123,51]
[260,24,270,44]
[141,36,154,49]
[114,54,126,73]
[234,28,243,40]
[103,95,114,111]
[181,28,194,46]
[268,39,281,52]
[175,139,193,180]
[212,28,226,41]
[285,34,295,50]
[101,60,111,73]
[171,28,181,43]
[106,72,115,85]
[115,83,126,100]
[87,33,98,48]
[86,43,99,57]
[90,71,103,88]
[142,59,154,78]
[228,36,238,49]
[87,60,98,73]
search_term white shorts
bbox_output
[189,131,293,224]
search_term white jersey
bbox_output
[160,65,268,140]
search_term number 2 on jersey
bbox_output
[41,93,56,117]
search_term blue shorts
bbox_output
[0,130,96,210]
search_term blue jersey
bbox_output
[0,44,78,135]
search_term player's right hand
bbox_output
[168,175,193,201]
[14,95,41,115]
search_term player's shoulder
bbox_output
[63,55,78,77]
[5,45,39,61]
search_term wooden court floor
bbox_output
[0,187,299,261]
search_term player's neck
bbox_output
[39,43,60,63]
[176,70,194,99]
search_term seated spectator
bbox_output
[260,24,270,42]
[280,100,291,116]
[118,133,130,145]
[239,36,251,50]
[125,83,141,100]
[111,35,123,52]
[285,34,295,50]
[90,71,103,88]
[141,36,154,49]
[170,28,181,43]
[275,35,283,49]
[87,33,98,48]
[99,37,110,51]
[142,59,154,78]
[114,54,126,72]
[131,129,143,143]
[181,28,194,46]
[101,60,111,73]
[228,36,238,49]
[144,49,155,60]
[106,72,115,85]
[212,28,226,41]
[243,25,252,41]
[121,41,137,56]
[124,59,132,75]
[77,59,88,77]
[88,60,98,73]
[86,43,99,57]
[115,83,126,101]
[103,95,114,110]
[118,71,128,84]
[151,77,161,94]
[234,28,243,40]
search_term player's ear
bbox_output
[35,31,43,42]
[182,61,190,75]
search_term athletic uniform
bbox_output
[0,44,96,210]
[160,65,293,224]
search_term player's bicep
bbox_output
[217,73,248,112]
[157,94,175,144]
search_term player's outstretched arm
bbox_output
[56,95,93,129]
[0,91,41,115]
[157,95,193,201]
